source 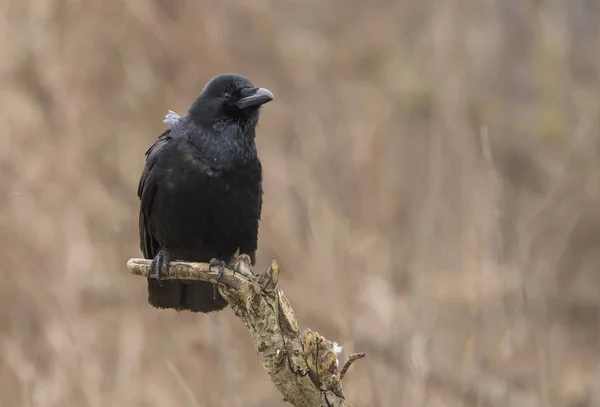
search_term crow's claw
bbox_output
[149,256,163,287]
[209,258,230,300]
[149,248,171,287]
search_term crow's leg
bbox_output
[149,247,171,287]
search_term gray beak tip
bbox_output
[236,87,274,109]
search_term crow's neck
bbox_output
[188,119,257,167]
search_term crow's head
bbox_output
[188,74,274,128]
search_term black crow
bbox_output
[137,73,274,313]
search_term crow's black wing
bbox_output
[238,158,263,265]
[138,129,172,259]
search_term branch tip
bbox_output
[340,352,366,380]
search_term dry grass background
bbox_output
[1,0,599,406]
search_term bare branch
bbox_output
[339,353,366,380]
[127,256,364,407]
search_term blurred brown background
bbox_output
[1,0,599,406]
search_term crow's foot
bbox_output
[149,248,171,287]
[209,258,230,300]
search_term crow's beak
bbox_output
[236,87,274,109]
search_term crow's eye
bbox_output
[223,92,231,101]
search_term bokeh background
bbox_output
[1,0,600,406]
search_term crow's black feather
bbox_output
[137,73,273,312]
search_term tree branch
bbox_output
[127,255,365,407]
